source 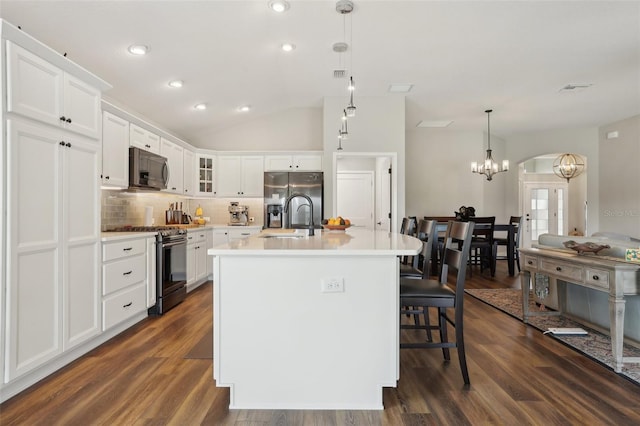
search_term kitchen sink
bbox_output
[258,229,312,238]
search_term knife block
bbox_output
[165,210,182,225]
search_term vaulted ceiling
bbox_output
[2,0,638,147]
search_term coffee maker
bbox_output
[266,204,283,228]
[228,202,249,226]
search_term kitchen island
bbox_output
[208,228,421,410]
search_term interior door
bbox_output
[336,172,374,228]
[522,182,568,247]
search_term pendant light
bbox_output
[337,1,356,118]
[553,153,585,182]
[340,109,349,140]
[471,109,509,181]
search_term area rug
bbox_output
[184,326,213,359]
[465,288,640,386]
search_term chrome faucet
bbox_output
[284,193,315,236]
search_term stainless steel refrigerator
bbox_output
[264,172,323,229]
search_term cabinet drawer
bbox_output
[523,255,538,270]
[103,238,146,262]
[540,259,583,282]
[103,255,146,295]
[187,231,207,244]
[103,283,146,330]
[228,228,257,240]
[585,268,609,289]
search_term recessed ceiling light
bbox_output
[269,0,290,12]
[128,45,149,55]
[389,84,413,93]
[416,120,453,128]
[168,80,183,88]
[237,105,251,112]
[281,43,296,52]
[194,103,207,111]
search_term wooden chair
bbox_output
[493,216,522,273]
[399,217,418,269]
[400,220,475,385]
[400,219,436,278]
[468,216,495,277]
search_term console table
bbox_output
[519,247,640,372]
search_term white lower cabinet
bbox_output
[187,229,210,290]
[101,236,150,331]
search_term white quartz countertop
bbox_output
[207,228,422,256]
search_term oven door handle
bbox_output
[162,240,187,248]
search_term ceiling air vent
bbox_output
[333,69,347,78]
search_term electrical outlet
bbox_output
[249,216,255,222]
[321,277,344,293]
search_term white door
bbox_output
[376,159,391,232]
[7,119,62,381]
[336,172,375,229]
[63,137,101,350]
[522,182,568,247]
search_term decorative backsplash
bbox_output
[101,190,264,231]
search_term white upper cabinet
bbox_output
[101,111,129,188]
[160,138,184,194]
[183,148,195,196]
[216,156,264,197]
[6,42,101,139]
[196,154,216,197]
[129,123,160,154]
[264,154,323,171]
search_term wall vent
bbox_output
[333,69,347,78]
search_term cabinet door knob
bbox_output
[66,142,71,148]
[556,266,562,271]
[592,275,600,280]
[105,176,110,180]
[59,141,66,146]
[145,144,151,148]
[527,260,533,265]
[66,118,72,124]
[59,116,66,122]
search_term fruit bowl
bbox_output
[323,224,351,231]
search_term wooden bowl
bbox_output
[323,224,351,231]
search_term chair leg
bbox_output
[438,307,450,361]
[515,251,521,272]
[490,244,496,277]
[455,307,470,385]
[423,307,433,342]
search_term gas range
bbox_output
[107,226,187,239]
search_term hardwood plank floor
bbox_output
[1,262,639,425]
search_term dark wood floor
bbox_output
[1,262,639,425]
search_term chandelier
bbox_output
[471,109,509,181]
[553,153,585,182]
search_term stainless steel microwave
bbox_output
[129,147,168,190]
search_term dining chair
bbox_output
[468,216,495,277]
[493,216,522,273]
[399,220,475,385]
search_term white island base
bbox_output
[209,229,421,410]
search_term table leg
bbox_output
[521,270,531,323]
[609,294,626,373]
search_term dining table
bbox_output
[424,218,516,277]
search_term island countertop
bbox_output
[207,228,421,256]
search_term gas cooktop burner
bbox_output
[108,225,182,232]
[108,226,187,237]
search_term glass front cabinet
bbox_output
[196,154,216,196]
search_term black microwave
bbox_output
[129,147,168,191]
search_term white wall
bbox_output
[504,127,600,234]
[405,127,508,222]
[323,96,406,227]
[598,115,640,238]
[196,107,323,151]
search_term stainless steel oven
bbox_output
[154,229,187,314]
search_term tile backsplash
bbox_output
[101,190,264,231]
